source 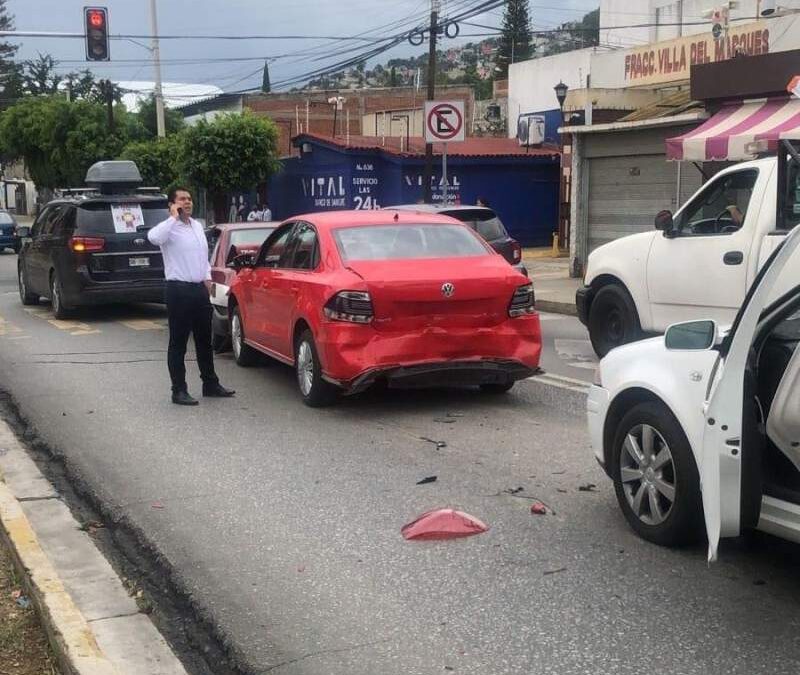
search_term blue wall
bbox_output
[268,141,559,247]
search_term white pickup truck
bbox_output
[577,155,799,356]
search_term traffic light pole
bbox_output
[149,0,166,138]
[422,1,438,203]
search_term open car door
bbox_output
[702,219,800,560]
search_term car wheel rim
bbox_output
[620,424,676,526]
[232,314,242,359]
[606,308,624,343]
[297,341,314,396]
[51,280,60,313]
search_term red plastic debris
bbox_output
[151,501,164,510]
[530,502,547,515]
[401,508,489,541]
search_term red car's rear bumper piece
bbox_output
[317,313,542,393]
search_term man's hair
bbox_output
[168,186,192,204]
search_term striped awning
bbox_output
[667,98,800,161]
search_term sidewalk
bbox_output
[0,418,188,675]
[523,250,580,316]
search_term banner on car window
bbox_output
[111,204,145,234]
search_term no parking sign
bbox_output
[424,101,465,144]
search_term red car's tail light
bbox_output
[324,291,374,324]
[508,283,535,317]
[69,236,105,253]
[511,241,522,263]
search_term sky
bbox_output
[6,0,600,96]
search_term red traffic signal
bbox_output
[88,10,104,28]
[84,6,110,62]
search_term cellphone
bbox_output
[177,207,184,219]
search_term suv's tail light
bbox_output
[511,240,522,263]
[69,236,105,253]
[508,283,535,317]
[324,291,373,324]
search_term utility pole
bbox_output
[149,0,166,138]
[422,0,439,203]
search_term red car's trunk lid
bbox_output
[346,257,517,331]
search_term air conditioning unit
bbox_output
[517,114,545,146]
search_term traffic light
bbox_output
[84,7,110,62]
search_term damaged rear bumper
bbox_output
[332,359,540,395]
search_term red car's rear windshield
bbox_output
[334,224,488,261]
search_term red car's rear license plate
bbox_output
[129,257,150,267]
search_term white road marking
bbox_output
[554,338,597,368]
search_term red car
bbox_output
[228,210,542,406]
[208,221,278,350]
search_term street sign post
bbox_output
[424,101,465,205]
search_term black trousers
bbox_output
[165,281,219,393]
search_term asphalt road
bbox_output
[1,250,799,675]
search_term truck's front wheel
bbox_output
[588,283,642,357]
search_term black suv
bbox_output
[388,204,527,276]
[17,161,168,318]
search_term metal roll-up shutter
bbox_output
[584,126,704,253]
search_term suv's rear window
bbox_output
[442,209,508,241]
[76,201,169,234]
[335,224,488,261]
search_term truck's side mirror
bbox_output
[665,320,719,351]
[654,210,674,234]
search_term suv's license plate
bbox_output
[129,257,150,267]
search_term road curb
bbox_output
[536,299,577,316]
[520,371,589,416]
[0,472,120,675]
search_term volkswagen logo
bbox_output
[441,282,455,298]
[133,238,146,246]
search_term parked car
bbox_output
[208,221,278,351]
[588,223,800,560]
[228,210,541,406]
[388,204,527,275]
[17,161,167,318]
[577,155,798,357]
[0,209,19,253]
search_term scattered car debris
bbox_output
[530,502,548,515]
[402,508,489,540]
[151,501,165,509]
[578,483,597,492]
[507,487,524,495]
[557,488,568,493]
[753,579,767,586]
[420,437,447,449]
[543,567,567,576]
[434,418,457,424]
[417,476,438,485]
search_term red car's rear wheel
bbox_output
[295,329,338,407]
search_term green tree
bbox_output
[135,94,185,138]
[262,61,271,93]
[180,111,280,220]
[0,96,130,188]
[0,0,19,108]
[497,0,532,78]
[120,135,183,190]
[21,53,62,95]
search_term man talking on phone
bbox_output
[148,187,235,405]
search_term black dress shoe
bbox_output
[203,383,236,398]
[172,390,199,406]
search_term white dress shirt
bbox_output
[247,209,263,222]
[147,216,211,283]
